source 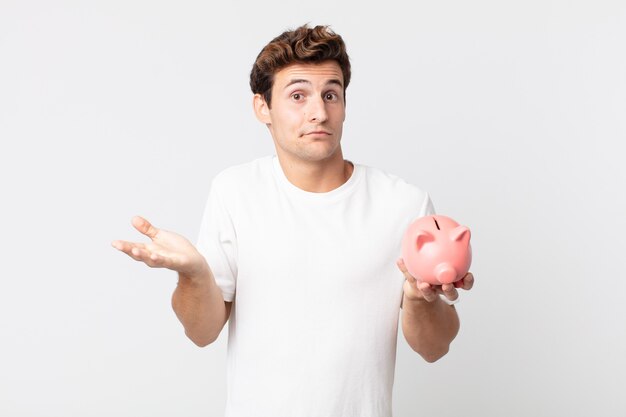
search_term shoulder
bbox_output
[213,155,272,184]
[359,163,430,204]
[355,162,435,217]
[210,155,273,195]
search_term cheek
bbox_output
[330,102,345,117]
[276,108,302,128]
[333,107,346,123]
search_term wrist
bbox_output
[178,261,212,286]
[403,292,439,308]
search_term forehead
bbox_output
[274,61,344,87]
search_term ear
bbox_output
[449,225,471,242]
[253,94,271,125]
[415,230,435,251]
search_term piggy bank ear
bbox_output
[415,230,435,250]
[449,226,471,242]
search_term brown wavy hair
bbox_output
[250,24,351,108]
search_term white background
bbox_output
[1,1,625,416]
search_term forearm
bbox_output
[401,295,460,362]
[171,264,228,347]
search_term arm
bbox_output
[172,265,232,347]
[401,294,459,362]
[397,258,474,362]
[113,216,231,347]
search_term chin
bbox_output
[302,150,341,163]
[303,142,341,158]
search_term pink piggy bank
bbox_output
[401,215,472,285]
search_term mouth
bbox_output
[302,130,332,137]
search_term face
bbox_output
[254,60,346,165]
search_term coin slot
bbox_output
[433,218,440,230]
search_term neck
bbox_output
[276,153,354,193]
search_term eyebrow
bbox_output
[284,78,343,89]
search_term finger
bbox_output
[461,272,474,291]
[129,246,172,268]
[441,283,459,302]
[396,258,417,284]
[111,240,147,255]
[417,282,438,302]
[132,216,159,240]
[145,251,176,269]
[118,244,149,264]
[114,238,179,269]
[130,246,154,264]
[396,258,408,273]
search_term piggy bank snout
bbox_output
[434,263,457,284]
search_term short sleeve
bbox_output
[195,177,238,302]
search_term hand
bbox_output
[397,258,474,303]
[112,216,208,277]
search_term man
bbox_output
[112,24,474,417]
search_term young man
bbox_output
[112,24,474,417]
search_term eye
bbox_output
[324,92,339,101]
[291,93,303,101]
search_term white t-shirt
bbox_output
[196,155,435,417]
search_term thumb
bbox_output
[132,215,159,240]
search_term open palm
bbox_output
[112,215,207,277]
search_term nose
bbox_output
[306,96,328,123]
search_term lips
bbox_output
[303,130,331,136]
